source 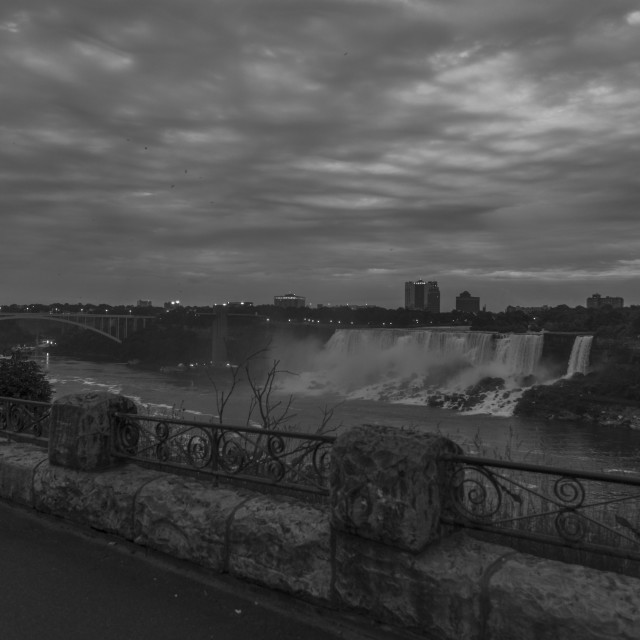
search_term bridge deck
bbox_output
[0,313,156,343]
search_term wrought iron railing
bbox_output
[440,454,640,561]
[0,396,52,444]
[111,412,336,497]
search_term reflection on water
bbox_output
[40,356,640,474]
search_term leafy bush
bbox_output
[0,356,52,402]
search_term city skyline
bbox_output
[2,2,640,310]
[0,283,630,313]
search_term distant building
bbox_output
[136,300,153,308]
[455,291,480,313]
[274,293,306,308]
[404,279,426,310]
[426,281,440,314]
[164,300,182,310]
[225,301,254,310]
[587,293,624,309]
[405,279,440,312]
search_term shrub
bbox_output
[0,356,52,402]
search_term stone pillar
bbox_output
[49,392,137,471]
[330,425,462,552]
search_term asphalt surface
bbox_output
[0,500,409,640]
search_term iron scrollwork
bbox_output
[111,412,334,496]
[443,455,640,558]
[312,440,332,479]
[554,476,585,508]
[113,415,140,455]
[0,397,51,440]
[449,464,504,521]
[552,476,587,543]
[186,433,212,469]
[216,431,248,474]
[212,427,331,489]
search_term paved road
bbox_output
[0,501,407,640]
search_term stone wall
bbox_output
[0,392,639,639]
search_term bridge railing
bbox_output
[111,411,336,498]
[439,453,640,563]
[0,396,52,446]
[3,392,640,562]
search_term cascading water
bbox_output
[565,335,594,377]
[494,333,544,377]
[287,329,552,416]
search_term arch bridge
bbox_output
[0,313,156,344]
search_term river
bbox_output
[39,354,640,475]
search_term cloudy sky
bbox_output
[1,1,639,311]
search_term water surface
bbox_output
[40,355,640,474]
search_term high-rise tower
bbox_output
[404,280,426,310]
[426,281,440,314]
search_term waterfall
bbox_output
[288,329,554,415]
[321,328,541,374]
[321,329,497,367]
[494,333,544,377]
[566,336,593,377]
[311,329,544,393]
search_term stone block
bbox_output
[228,495,332,601]
[330,425,462,551]
[334,531,507,639]
[487,552,640,640]
[134,475,252,572]
[49,392,137,471]
[33,462,161,539]
[0,442,48,505]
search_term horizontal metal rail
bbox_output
[439,453,640,561]
[440,453,640,487]
[0,396,52,445]
[112,412,336,497]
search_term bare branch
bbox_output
[207,340,273,424]
[317,401,344,435]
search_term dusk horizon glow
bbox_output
[2,1,639,312]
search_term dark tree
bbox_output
[0,356,52,402]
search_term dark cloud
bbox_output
[1,0,639,309]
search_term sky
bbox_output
[1,0,639,311]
